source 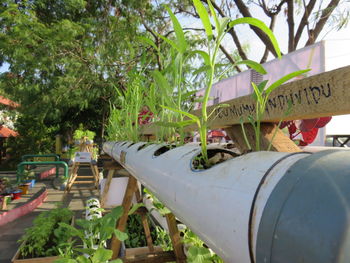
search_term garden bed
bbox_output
[11,207,74,263]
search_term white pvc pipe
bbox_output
[143,195,169,232]
[103,141,309,262]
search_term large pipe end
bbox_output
[256,150,350,263]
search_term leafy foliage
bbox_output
[55,206,126,263]
[19,206,73,258]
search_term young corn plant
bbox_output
[107,68,148,143]
[241,68,311,151]
[149,5,198,145]
[161,0,280,164]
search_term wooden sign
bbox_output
[142,65,350,135]
[196,65,350,129]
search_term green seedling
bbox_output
[242,69,310,151]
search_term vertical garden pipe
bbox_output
[17,161,68,183]
[104,141,350,263]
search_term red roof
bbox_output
[0,96,19,108]
[0,126,18,137]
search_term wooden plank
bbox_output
[125,246,163,257]
[141,213,155,252]
[143,66,350,133]
[165,213,186,263]
[122,251,176,263]
[111,176,138,259]
[225,123,301,153]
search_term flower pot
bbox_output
[19,183,30,195]
[12,190,22,200]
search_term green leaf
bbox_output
[218,17,231,38]
[75,256,90,263]
[258,80,268,92]
[110,206,124,221]
[128,203,145,215]
[54,259,77,263]
[136,36,159,51]
[151,70,171,92]
[114,229,128,242]
[252,82,263,103]
[236,60,267,74]
[91,248,113,263]
[193,0,213,38]
[182,90,198,100]
[160,105,200,122]
[156,32,180,52]
[208,104,230,119]
[229,17,281,58]
[193,65,211,76]
[109,260,123,263]
[164,5,187,53]
[192,50,211,66]
[207,0,219,32]
[265,69,311,94]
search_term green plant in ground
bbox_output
[54,206,126,263]
[182,228,223,263]
[19,206,73,258]
[160,0,278,164]
[241,69,311,151]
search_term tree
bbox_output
[173,0,349,63]
[0,0,163,150]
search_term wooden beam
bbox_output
[122,250,176,263]
[143,66,350,133]
[111,176,138,259]
[125,246,163,257]
[225,123,301,153]
[165,213,186,263]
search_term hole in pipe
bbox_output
[137,143,148,151]
[153,145,177,157]
[192,149,239,171]
[127,143,135,148]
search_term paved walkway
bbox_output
[0,166,99,263]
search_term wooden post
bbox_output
[225,123,301,153]
[165,213,186,263]
[111,175,138,259]
[100,169,115,208]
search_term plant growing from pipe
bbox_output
[150,5,198,145]
[161,0,279,164]
[240,69,311,151]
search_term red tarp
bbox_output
[0,126,18,137]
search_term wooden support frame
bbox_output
[103,161,186,262]
[65,161,99,193]
[225,123,301,153]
